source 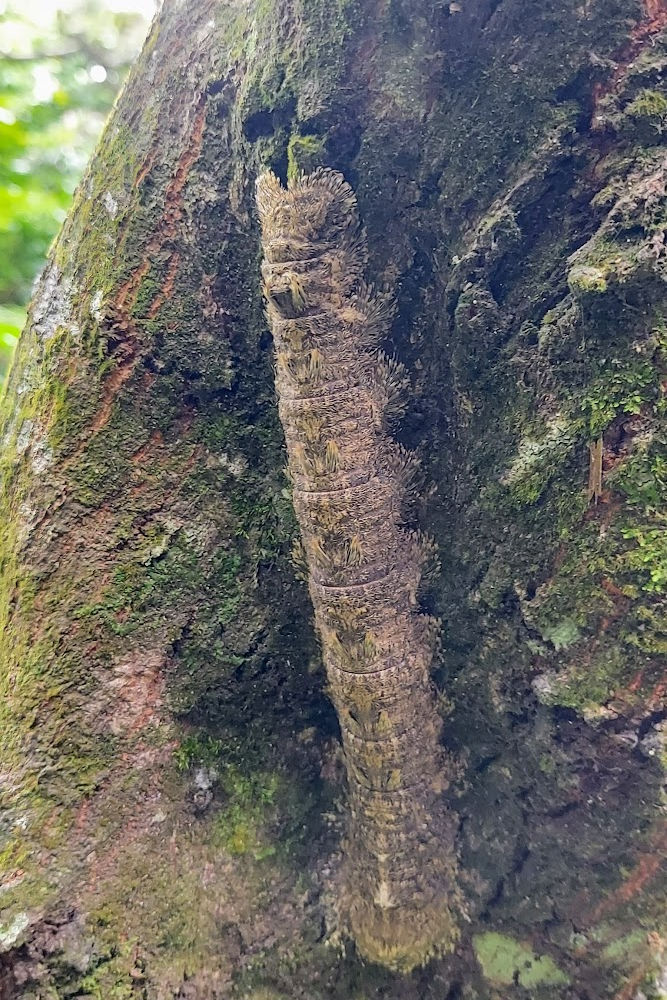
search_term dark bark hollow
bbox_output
[256,169,459,970]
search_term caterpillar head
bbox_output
[256,168,360,259]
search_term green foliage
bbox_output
[581,357,659,436]
[0,304,23,373]
[615,449,667,512]
[0,0,151,379]
[621,522,667,594]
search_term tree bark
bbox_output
[0,1,665,998]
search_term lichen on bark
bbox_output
[256,168,459,970]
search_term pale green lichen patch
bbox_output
[473,932,570,989]
[0,913,30,952]
[568,264,608,297]
[540,618,581,652]
[500,417,576,507]
[601,929,649,963]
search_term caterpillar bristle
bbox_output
[325,439,341,472]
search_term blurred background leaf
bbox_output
[0,0,154,379]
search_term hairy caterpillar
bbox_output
[256,168,458,971]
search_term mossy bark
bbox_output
[0,0,665,998]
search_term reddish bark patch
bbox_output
[131,430,164,464]
[601,577,626,600]
[106,649,167,736]
[89,347,139,439]
[68,98,207,463]
[148,251,181,318]
[116,260,150,313]
[639,0,667,36]
[589,823,667,922]
[116,100,205,311]
[647,677,667,711]
[593,0,667,113]
[161,98,207,236]
[614,964,652,1000]
[628,669,645,693]
[135,148,158,188]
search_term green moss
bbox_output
[80,538,244,639]
[615,450,667,512]
[233,0,362,181]
[209,763,320,863]
[508,473,547,506]
[211,767,280,859]
[625,605,667,655]
[473,932,570,988]
[174,732,225,771]
[501,418,578,508]
[538,754,556,776]
[287,133,326,183]
[538,647,630,716]
[0,839,30,878]
[626,89,667,132]
[79,965,138,1000]
[243,991,291,1000]
[172,725,322,867]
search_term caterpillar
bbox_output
[256,168,458,971]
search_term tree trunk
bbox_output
[1,0,665,997]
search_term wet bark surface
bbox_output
[0,0,665,997]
